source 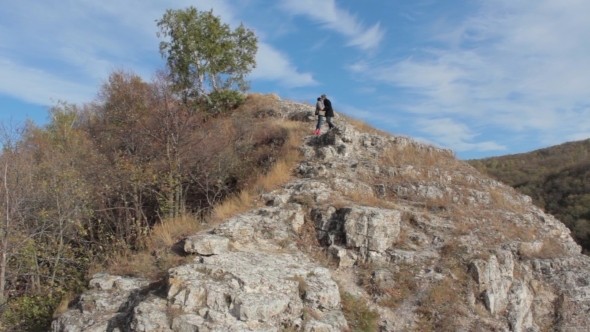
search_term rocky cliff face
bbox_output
[53,98,590,332]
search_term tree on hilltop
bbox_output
[156,7,258,108]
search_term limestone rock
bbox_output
[469,251,514,315]
[341,206,401,255]
[52,98,590,332]
[184,234,230,255]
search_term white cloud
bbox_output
[0,59,96,105]
[415,117,506,152]
[279,0,385,50]
[250,43,317,88]
[349,0,590,144]
[0,0,315,105]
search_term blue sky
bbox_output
[1,0,589,159]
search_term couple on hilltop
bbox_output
[314,94,336,135]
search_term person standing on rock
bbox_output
[314,97,325,135]
[321,94,336,130]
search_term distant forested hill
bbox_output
[468,139,590,253]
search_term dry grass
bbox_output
[213,120,306,221]
[416,277,469,332]
[493,221,537,242]
[378,267,419,309]
[340,292,380,332]
[255,160,293,192]
[104,214,204,279]
[213,190,254,221]
[394,223,412,250]
[295,216,337,268]
[442,199,538,246]
[107,251,160,278]
[343,186,398,209]
[147,215,204,250]
[106,248,193,280]
[356,262,418,310]
[52,293,75,318]
[464,208,539,243]
[424,192,454,212]
[380,143,457,172]
[520,237,568,259]
[417,244,471,332]
[453,218,476,236]
[240,93,281,114]
[489,188,527,214]
[286,275,309,298]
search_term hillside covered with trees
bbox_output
[468,139,590,253]
[0,7,308,330]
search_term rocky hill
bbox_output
[52,98,590,332]
[468,140,590,253]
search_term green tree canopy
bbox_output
[156,7,258,101]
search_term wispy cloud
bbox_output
[414,117,506,152]
[0,59,96,105]
[0,0,316,105]
[349,0,590,150]
[250,43,317,88]
[279,0,385,50]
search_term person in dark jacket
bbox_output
[321,94,336,129]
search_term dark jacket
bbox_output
[323,98,334,117]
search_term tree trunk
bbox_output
[0,164,9,305]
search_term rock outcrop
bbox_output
[53,97,590,331]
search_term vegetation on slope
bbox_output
[468,139,590,253]
[0,81,305,330]
[0,6,306,330]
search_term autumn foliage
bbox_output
[0,70,301,330]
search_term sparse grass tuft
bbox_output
[107,251,160,278]
[520,237,568,259]
[287,275,309,299]
[416,277,469,332]
[240,93,281,115]
[424,192,454,212]
[52,293,75,319]
[213,120,305,221]
[340,292,380,332]
[295,216,337,268]
[107,248,193,280]
[342,186,398,209]
[104,214,203,280]
[213,190,253,221]
[147,215,204,250]
[357,262,418,310]
[489,188,527,214]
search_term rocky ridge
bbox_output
[53,97,590,331]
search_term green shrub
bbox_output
[204,89,245,115]
[2,293,62,332]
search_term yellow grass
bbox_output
[213,190,253,221]
[520,237,568,259]
[254,160,291,192]
[241,93,281,112]
[106,247,193,279]
[52,293,75,318]
[100,214,203,279]
[148,215,204,250]
[343,187,398,209]
[107,251,160,278]
[97,94,311,281]
[213,120,306,221]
